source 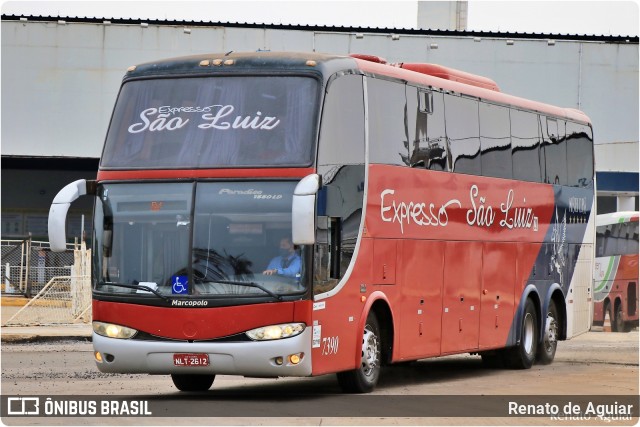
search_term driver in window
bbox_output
[263,237,301,277]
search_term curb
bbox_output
[1,325,93,344]
[1,334,93,344]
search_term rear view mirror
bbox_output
[292,174,320,245]
[48,179,95,252]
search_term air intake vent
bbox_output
[397,63,500,92]
[350,54,388,64]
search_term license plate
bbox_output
[173,353,210,367]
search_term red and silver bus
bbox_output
[49,52,595,393]
[593,211,639,332]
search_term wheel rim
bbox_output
[523,312,534,354]
[361,325,380,377]
[544,312,558,353]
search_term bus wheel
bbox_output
[171,374,215,392]
[506,299,538,369]
[536,300,558,365]
[337,312,381,393]
[613,304,626,333]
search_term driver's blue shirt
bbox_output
[266,253,301,278]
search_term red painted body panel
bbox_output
[309,165,555,374]
[396,239,444,359]
[479,242,517,350]
[366,165,554,242]
[441,241,482,354]
[93,300,312,340]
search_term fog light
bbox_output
[275,356,284,365]
[94,351,103,363]
[288,353,303,365]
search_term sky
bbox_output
[1,0,638,36]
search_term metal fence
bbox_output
[1,239,92,326]
[1,238,75,297]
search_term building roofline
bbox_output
[2,14,638,43]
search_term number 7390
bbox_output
[321,336,339,356]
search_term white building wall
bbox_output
[2,19,638,167]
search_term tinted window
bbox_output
[408,88,448,171]
[368,78,410,166]
[566,121,594,188]
[314,165,365,295]
[445,94,480,175]
[511,109,542,182]
[597,222,640,257]
[102,76,319,168]
[318,75,365,166]
[542,117,567,185]
[479,102,512,179]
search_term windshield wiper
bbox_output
[100,282,170,302]
[209,279,283,301]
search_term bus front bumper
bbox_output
[93,328,312,377]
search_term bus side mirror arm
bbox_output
[48,179,96,252]
[292,174,321,245]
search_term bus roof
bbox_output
[596,211,640,226]
[125,51,592,126]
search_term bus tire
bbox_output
[171,374,215,392]
[505,298,538,369]
[536,300,558,365]
[613,304,627,333]
[336,312,381,393]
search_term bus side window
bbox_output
[542,117,568,185]
[318,74,365,166]
[511,108,542,182]
[479,102,512,179]
[367,78,410,166]
[445,94,481,176]
[407,87,448,171]
[315,74,365,295]
[566,121,594,188]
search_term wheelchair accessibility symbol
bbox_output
[171,275,188,295]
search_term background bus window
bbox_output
[542,117,568,185]
[367,78,410,166]
[479,102,512,179]
[566,121,594,188]
[629,222,640,255]
[511,108,542,183]
[407,87,448,171]
[596,227,606,257]
[445,94,481,176]
[315,74,365,296]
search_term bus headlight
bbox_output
[246,323,305,341]
[93,321,138,339]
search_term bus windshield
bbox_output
[101,76,318,168]
[93,181,305,299]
